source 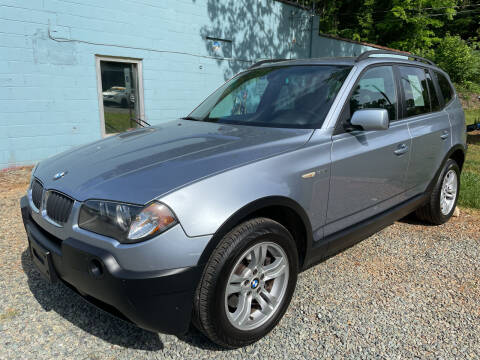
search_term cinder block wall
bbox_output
[0,0,366,169]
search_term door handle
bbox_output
[441,131,449,140]
[394,143,409,156]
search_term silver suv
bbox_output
[21,50,467,348]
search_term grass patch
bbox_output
[104,111,136,134]
[465,108,480,126]
[459,143,480,209]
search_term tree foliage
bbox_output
[296,0,480,84]
[435,34,480,83]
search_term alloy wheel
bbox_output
[224,241,289,331]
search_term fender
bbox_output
[196,196,313,268]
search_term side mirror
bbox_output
[350,109,389,131]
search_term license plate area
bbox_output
[29,234,57,283]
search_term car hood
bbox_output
[34,120,313,204]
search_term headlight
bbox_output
[78,200,177,243]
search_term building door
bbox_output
[96,56,145,136]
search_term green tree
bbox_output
[298,0,480,85]
[435,34,479,83]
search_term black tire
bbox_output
[193,218,298,348]
[416,158,460,225]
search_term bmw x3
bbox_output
[21,50,467,348]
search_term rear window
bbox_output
[435,71,454,104]
[399,66,430,117]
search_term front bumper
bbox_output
[21,196,202,335]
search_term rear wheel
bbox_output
[193,218,298,348]
[416,158,460,224]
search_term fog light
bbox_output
[88,259,103,278]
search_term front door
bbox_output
[326,65,411,237]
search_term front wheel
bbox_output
[193,218,298,348]
[416,158,460,224]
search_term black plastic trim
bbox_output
[21,197,200,335]
[197,196,314,269]
[303,193,428,269]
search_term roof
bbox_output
[250,52,438,70]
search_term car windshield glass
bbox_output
[187,65,352,128]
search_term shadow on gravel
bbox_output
[21,249,164,351]
[177,327,229,352]
[397,213,436,226]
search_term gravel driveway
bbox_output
[1,168,480,359]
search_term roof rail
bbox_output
[356,50,435,66]
[249,59,288,69]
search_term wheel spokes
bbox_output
[232,292,252,326]
[225,241,289,331]
[230,267,251,283]
[255,289,278,316]
[262,256,287,281]
[249,244,267,269]
[226,282,242,296]
[440,169,458,215]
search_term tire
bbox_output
[193,218,298,348]
[416,158,460,225]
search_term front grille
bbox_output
[46,191,74,224]
[31,180,43,209]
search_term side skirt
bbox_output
[303,193,427,270]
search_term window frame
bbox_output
[95,55,145,137]
[334,63,401,135]
[424,68,442,112]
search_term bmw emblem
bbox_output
[53,171,67,180]
[251,279,259,289]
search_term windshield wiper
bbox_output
[181,116,202,121]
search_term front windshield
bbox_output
[187,65,352,128]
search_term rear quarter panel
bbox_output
[448,97,467,150]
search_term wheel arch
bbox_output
[426,144,466,194]
[450,147,465,171]
[197,196,313,270]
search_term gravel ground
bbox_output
[1,167,480,359]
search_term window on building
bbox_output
[96,56,144,136]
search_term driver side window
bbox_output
[349,66,397,122]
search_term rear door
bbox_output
[326,65,411,237]
[400,66,452,193]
